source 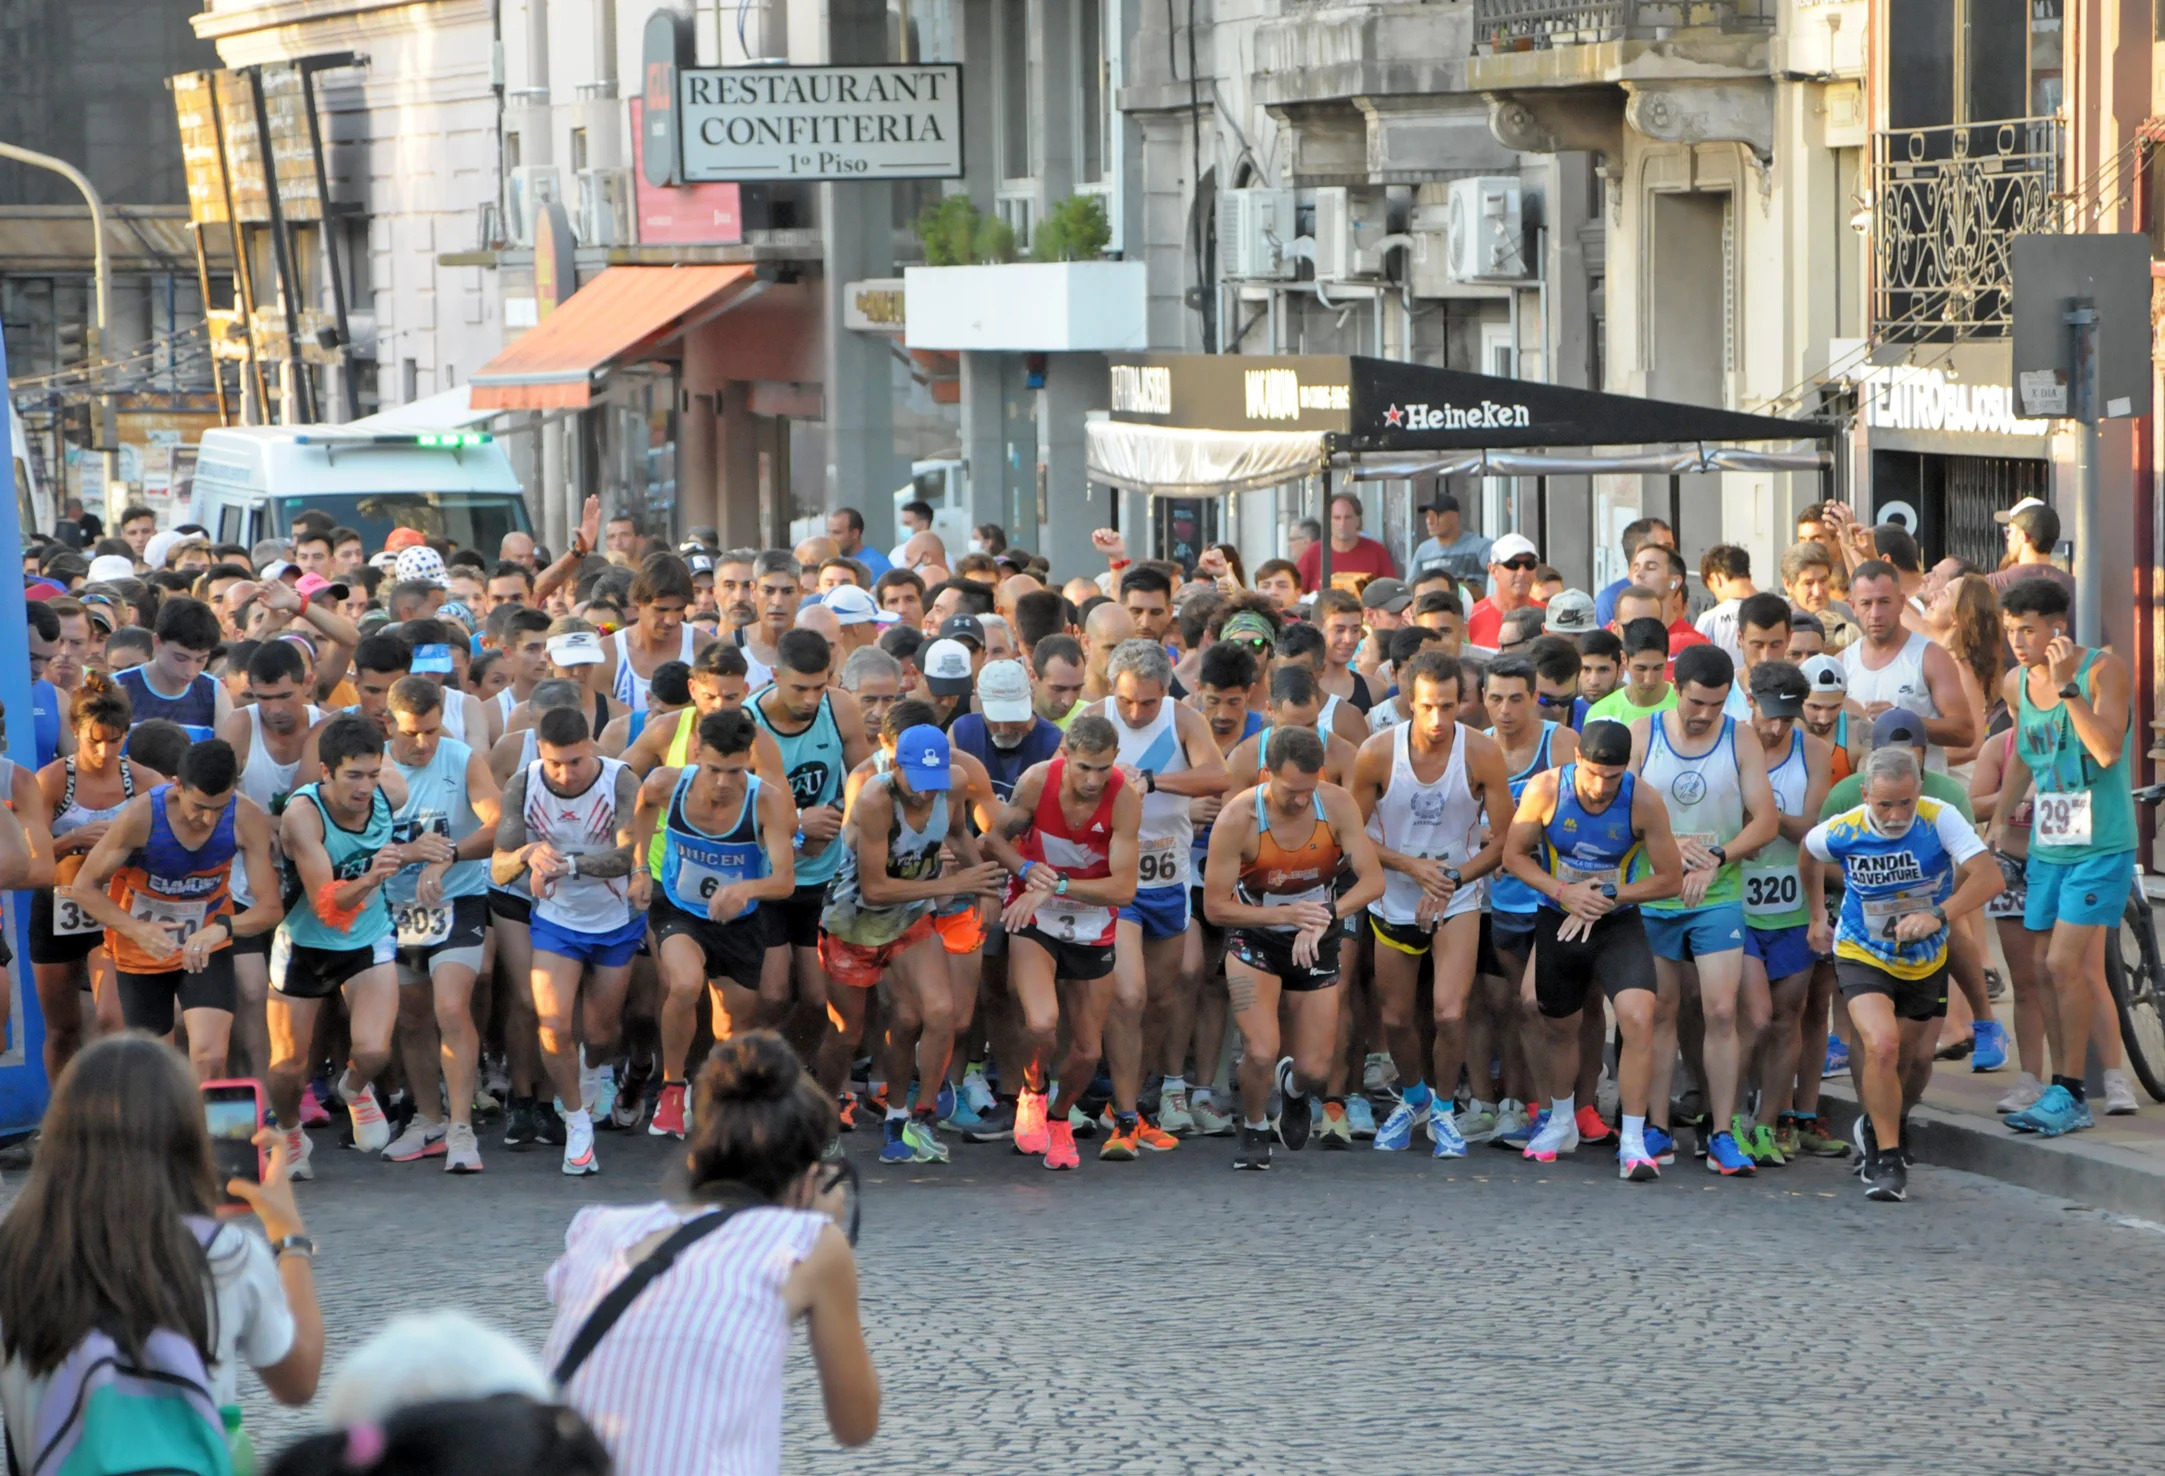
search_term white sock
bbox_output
[565,1107,591,1129]
[1622,1113,1648,1157]
[1192,1087,1214,1106]
[886,1106,908,1122]
[1552,1094,1576,1123]
[1244,1117,1270,1131]
[1164,1075,1187,1094]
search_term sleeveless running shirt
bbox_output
[118,666,218,743]
[1097,695,1192,893]
[106,785,237,972]
[1540,766,1643,911]
[1192,711,1264,880]
[1638,714,1745,912]
[388,736,487,948]
[1843,633,1944,772]
[1489,722,1557,917]
[232,703,318,910]
[1008,758,1125,946]
[523,757,633,933]
[752,690,847,889]
[820,773,947,946]
[1237,786,1344,929]
[613,626,698,710]
[656,769,769,922]
[1366,721,1486,925]
[1743,727,1810,930]
[2018,648,2136,862]
[279,785,395,953]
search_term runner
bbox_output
[1585,618,1676,725]
[1350,651,1516,1157]
[381,676,503,1174]
[1501,718,1684,1177]
[601,552,713,710]
[486,605,554,729]
[1203,726,1384,1169]
[491,706,644,1176]
[1841,559,1974,770]
[1630,643,1779,1176]
[621,642,787,789]
[629,708,798,1140]
[1224,664,1359,785]
[117,596,230,742]
[1803,746,2001,1199]
[398,618,502,754]
[978,717,1142,1171]
[742,550,802,683]
[1179,641,1264,1139]
[1797,655,1864,781]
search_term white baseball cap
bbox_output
[1490,532,1540,565]
[922,637,974,697]
[976,659,1033,723]
[1543,588,1598,634]
[1799,653,1847,693]
[395,546,450,588]
[87,554,136,583]
[1993,496,2049,525]
[144,530,181,570]
[821,584,899,627]
[546,630,604,667]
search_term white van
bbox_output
[188,425,533,552]
[9,403,53,536]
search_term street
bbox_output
[236,1121,2165,1473]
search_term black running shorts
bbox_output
[1533,907,1657,1019]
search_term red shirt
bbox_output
[1666,618,1709,654]
[1296,536,1396,592]
[1467,595,1548,649]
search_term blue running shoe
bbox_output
[1374,1097,1420,1151]
[1706,1130,1755,1176]
[1494,1109,1544,1152]
[1643,1124,1676,1165]
[1970,1020,2010,1073]
[2009,1084,2093,1136]
[879,1118,915,1162]
[940,1094,984,1133]
[1822,1036,1851,1078]
[1429,1105,1468,1158]
[1345,1094,1378,1139]
[934,1082,957,1121]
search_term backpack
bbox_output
[21,1326,232,1476]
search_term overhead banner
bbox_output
[676,64,963,182]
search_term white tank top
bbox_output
[495,685,518,726]
[613,626,698,710]
[1318,691,1342,738]
[1639,713,1746,915]
[1843,632,1944,772]
[1366,721,1485,924]
[232,703,318,907]
[1742,727,1810,929]
[440,690,469,743]
[1098,694,1192,892]
[523,756,631,933]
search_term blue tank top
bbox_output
[387,737,487,903]
[627,709,650,749]
[136,783,239,882]
[1191,710,1265,877]
[1540,764,1642,913]
[658,770,768,920]
[31,680,60,770]
[751,689,847,887]
[280,784,395,950]
[949,713,1064,804]
[118,666,218,743]
[1491,722,1556,915]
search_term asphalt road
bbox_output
[222,1114,2165,1474]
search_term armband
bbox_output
[312,881,367,932]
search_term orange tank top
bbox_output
[1236,785,1344,907]
[105,786,238,973]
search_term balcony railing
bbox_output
[1871,117,2065,343]
[1472,0,1772,53]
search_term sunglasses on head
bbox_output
[1499,556,1539,572]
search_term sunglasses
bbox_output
[1535,691,1575,708]
[1230,636,1272,654]
[1499,557,1540,572]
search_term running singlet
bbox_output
[104,787,239,973]
[1097,695,1192,892]
[1743,728,1810,929]
[2017,648,2136,862]
[949,714,1063,804]
[1008,758,1125,947]
[1830,711,1855,782]
[657,769,768,922]
[51,757,139,935]
[1843,634,1943,772]
[752,691,847,889]
[1236,786,1345,930]
[118,667,218,743]
[232,703,319,910]
[523,757,633,933]
[1366,722,1485,925]
[279,785,395,953]
[820,773,946,947]
[732,628,776,691]
[1191,711,1264,879]
[612,627,698,710]
[388,737,487,948]
[1638,715,1744,912]
[1539,765,1643,912]
[1489,723,1557,916]
[1806,799,1983,978]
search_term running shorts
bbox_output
[1532,907,1657,1019]
[1118,884,1191,942]
[650,894,772,992]
[1743,923,1816,980]
[1226,924,1343,991]
[117,950,238,1035]
[529,912,648,969]
[933,904,984,956]
[270,928,396,1001]
[1642,902,1747,963]
[1010,923,1116,981]
[31,889,104,965]
[1835,957,1949,1022]
[393,894,491,979]
[819,915,938,989]
[767,882,828,950]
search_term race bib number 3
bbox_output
[1137,837,1188,888]
[53,894,102,936]
[2034,791,2093,846]
[1034,897,1112,942]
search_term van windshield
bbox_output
[272,492,531,556]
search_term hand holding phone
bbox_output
[202,1080,266,1215]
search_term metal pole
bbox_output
[2068,299,2101,647]
[1318,464,1335,590]
[247,67,317,423]
[0,141,115,490]
[298,61,360,421]
[190,224,231,426]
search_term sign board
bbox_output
[213,69,269,222]
[172,72,231,225]
[677,65,963,182]
[257,63,322,222]
[2010,232,2153,422]
[640,10,693,188]
[533,200,579,319]
[844,278,906,334]
[628,99,742,245]
[1857,362,2050,437]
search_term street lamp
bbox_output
[0,140,115,502]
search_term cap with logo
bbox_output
[546,630,605,667]
[295,571,352,603]
[1360,577,1412,614]
[1993,496,2049,525]
[687,554,715,576]
[894,724,954,790]
[1543,588,1597,634]
[938,613,986,649]
[1490,532,1541,565]
[395,546,450,588]
[822,584,900,627]
[976,659,1034,723]
[922,637,975,696]
[1870,707,1928,750]
[1798,654,1847,693]
[1748,660,1809,718]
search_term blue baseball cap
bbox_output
[894,724,953,790]
[411,642,456,675]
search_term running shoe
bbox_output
[1792,1114,1848,1157]
[1191,1097,1237,1137]
[472,1087,501,1118]
[1275,1059,1312,1151]
[299,1084,333,1128]
[1618,1145,1660,1182]
[1575,1104,1618,1146]
[1773,1119,1800,1161]
[1157,1088,1196,1137]
[1997,1073,2045,1114]
[381,1117,447,1162]
[960,1068,998,1115]
[2104,1069,2141,1116]
[836,1091,860,1133]
[501,1097,535,1148]
[1850,1113,1880,1173]
[346,1082,392,1155]
[903,1117,950,1163]
[1068,1106,1099,1140]
[1458,1101,1500,1144]
[1044,1119,1080,1170]
[880,1118,915,1163]
[1100,1118,1141,1160]
[2009,1084,2091,1136]
[1985,966,2007,1001]
[1970,1020,2009,1073]
[940,1092,985,1133]
[612,1055,654,1130]
[284,1127,314,1182]
[862,1083,892,1118]
[1316,1100,1353,1149]
[1493,1109,1543,1152]
[1362,1052,1398,1094]
[561,1114,598,1176]
[1012,1092,1050,1155]
[1643,1124,1676,1165]
[1134,1119,1180,1152]
[1429,1104,1468,1158]
[1373,1096,1423,1151]
[443,1122,483,1175]
[648,1082,689,1139]
[1821,1036,1851,1078]
[1344,1094,1378,1140]
[1863,1149,1909,1203]
[1933,1032,1974,1062]
[1233,1124,1273,1170]
[1743,1120,1785,1168]
[963,1101,1017,1142]
[531,1104,566,1148]
[1705,1130,1755,1176]
[1523,1110,1580,1163]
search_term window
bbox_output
[570,127,588,173]
[1079,0,1106,185]
[998,0,1031,182]
[218,502,246,545]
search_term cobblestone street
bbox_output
[233,1119,2165,1473]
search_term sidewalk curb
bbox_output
[1820,1083,2165,1220]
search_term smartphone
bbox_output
[202,1079,266,1211]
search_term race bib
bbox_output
[673,854,752,913]
[1742,865,1802,919]
[1137,836,1188,889]
[1861,887,1940,940]
[2034,791,2093,846]
[395,903,453,949]
[131,895,207,942]
[1556,862,1619,890]
[1033,896,1112,942]
[53,893,102,936]
[1678,831,1721,860]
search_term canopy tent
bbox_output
[1084,420,1326,496]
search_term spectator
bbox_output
[1780,539,1860,652]
[1286,518,1323,567]
[1693,544,1758,661]
[1984,497,2076,603]
[1295,494,1397,591]
[1409,493,1492,585]
[1251,557,1302,609]
[827,507,893,579]
[889,498,935,567]
[269,1395,610,1476]
[1466,533,1547,648]
[1592,516,1673,627]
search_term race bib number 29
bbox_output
[2035,791,2093,846]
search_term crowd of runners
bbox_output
[6,486,2140,1203]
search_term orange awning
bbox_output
[470,264,759,410]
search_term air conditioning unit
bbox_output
[1311,186,1390,282]
[1219,187,1298,280]
[507,166,561,247]
[1446,176,1527,284]
[577,168,632,247]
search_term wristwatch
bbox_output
[1442,867,1461,885]
[1708,844,1729,865]
[2059,681,2082,701]
[272,1234,315,1260]
[1055,875,1070,896]
[1143,770,1157,794]
[1926,903,1948,926]
[567,854,581,880]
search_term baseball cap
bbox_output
[922,637,974,696]
[1799,654,1848,693]
[687,553,715,577]
[1422,492,1463,515]
[1993,496,2049,525]
[1748,660,1809,718]
[369,549,401,573]
[144,530,181,570]
[938,613,986,649]
[87,554,135,583]
[1543,588,1598,635]
[1490,532,1540,565]
[295,571,351,603]
[411,642,456,675]
[1871,706,1928,749]
[385,527,429,552]
[546,630,604,667]
[976,659,1033,723]
[894,725,953,790]
[396,546,450,588]
[259,560,301,584]
[822,584,900,627]
[437,600,478,636]
[1361,577,1412,615]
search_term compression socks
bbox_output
[1402,1082,1434,1111]
[2052,1074,2087,1103]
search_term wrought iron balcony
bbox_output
[1871,117,2065,343]
[1472,0,1772,53]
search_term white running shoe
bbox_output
[444,1122,483,1175]
[2104,1068,2141,1116]
[1489,1098,1531,1145]
[1456,1100,1499,1144]
[1523,1110,1581,1163]
[346,1083,392,1155]
[562,1111,599,1176]
[1157,1088,1196,1136]
[1362,1052,1399,1094]
[284,1127,314,1182]
[381,1117,446,1162]
[961,1068,998,1115]
[1996,1073,2045,1115]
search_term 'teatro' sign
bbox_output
[677,65,963,182]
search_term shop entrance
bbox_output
[1870,450,2049,569]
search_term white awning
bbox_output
[1085,418,1326,497]
[1346,446,1831,481]
[343,385,493,433]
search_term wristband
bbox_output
[1020,860,1038,884]
[1108,557,1131,572]
[297,590,311,614]
[312,880,366,932]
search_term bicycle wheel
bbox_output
[2108,893,2165,1103]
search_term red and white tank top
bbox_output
[524,756,631,933]
[1007,758,1125,947]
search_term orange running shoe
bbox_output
[1013,1090,1050,1156]
[1100,1120,1140,1160]
[1134,1119,1180,1152]
[1044,1118,1080,1170]
[836,1090,859,1132]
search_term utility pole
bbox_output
[2065,299,2101,647]
[0,141,116,499]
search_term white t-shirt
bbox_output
[0,1219,295,1467]
[1696,599,1743,662]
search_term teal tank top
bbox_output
[2017,649,2136,861]
[388,738,487,903]
[752,689,848,887]
[280,784,395,950]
